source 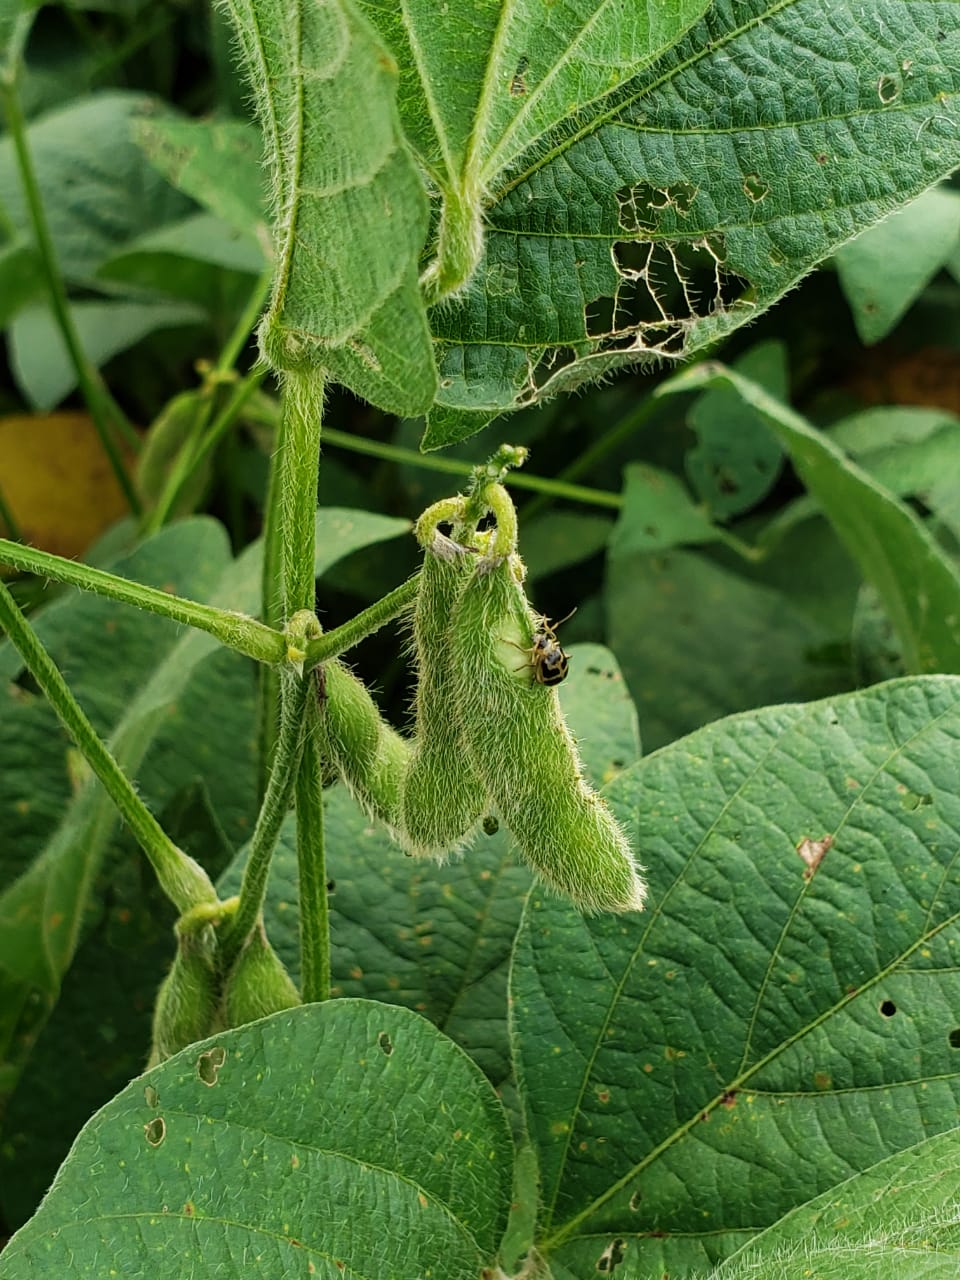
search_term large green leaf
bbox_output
[218,0,437,415]
[0,1002,513,1278]
[510,676,960,1276]
[714,1128,960,1278]
[408,1,960,445]
[666,365,960,675]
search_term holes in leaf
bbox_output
[144,1116,166,1147]
[628,1191,643,1211]
[144,1085,159,1109]
[482,815,500,836]
[877,73,901,103]
[880,1000,897,1018]
[742,172,769,203]
[510,54,529,96]
[326,879,336,893]
[377,1031,394,1056]
[197,1045,226,1086]
[596,1239,627,1273]
[949,1029,960,1049]
[610,235,751,337]
[616,182,697,233]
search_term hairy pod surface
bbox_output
[148,927,219,1066]
[221,925,301,1028]
[400,535,486,858]
[316,659,411,834]
[450,556,646,913]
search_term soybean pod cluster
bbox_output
[317,464,647,915]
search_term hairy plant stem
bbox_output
[0,579,217,912]
[0,535,287,662]
[0,76,141,512]
[222,667,310,969]
[295,685,329,1002]
[257,369,325,788]
[303,576,419,670]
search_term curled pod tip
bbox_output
[451,556,646,914]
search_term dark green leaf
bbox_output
[686,341,787,519]
[0,1002,513,1278]
[414,1,960,441]
[512,676,960,1276]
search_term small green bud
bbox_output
[316,659,411,834]
[450,552,646,914]
[148,924,219,1066]
[400,515,486,859]
[221,924,301,1028]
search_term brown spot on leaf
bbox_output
[796,833,833,879]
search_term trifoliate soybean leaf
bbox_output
[0,92,191,285]
[218,0,437,415]
[713,1128,960,1279]
[686,341,788,519]
[835,185,960,345]
[134,117,268,239]
[408,1,960,444]
[511,676,960,1277]
[0,1002,513,1279]
[667,365,960,675]
[10,300,205,411]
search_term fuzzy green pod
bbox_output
[450,553,646,913]
[220,925,301,1027]
[148,925,219,1066]
[400,519,486,859]
[317,659,411,834]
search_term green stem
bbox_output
[0,535,286,663]
[256,369,324,789]
[321,427,622,510]
[0,579,217,912]
[519,394,663,521]
[219,265,274,373]
[303,576,418,669]
[295,685,329,1002]
[223,667,310,968]
[0,78,142,512]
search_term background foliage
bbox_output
[2,0,960,1276]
